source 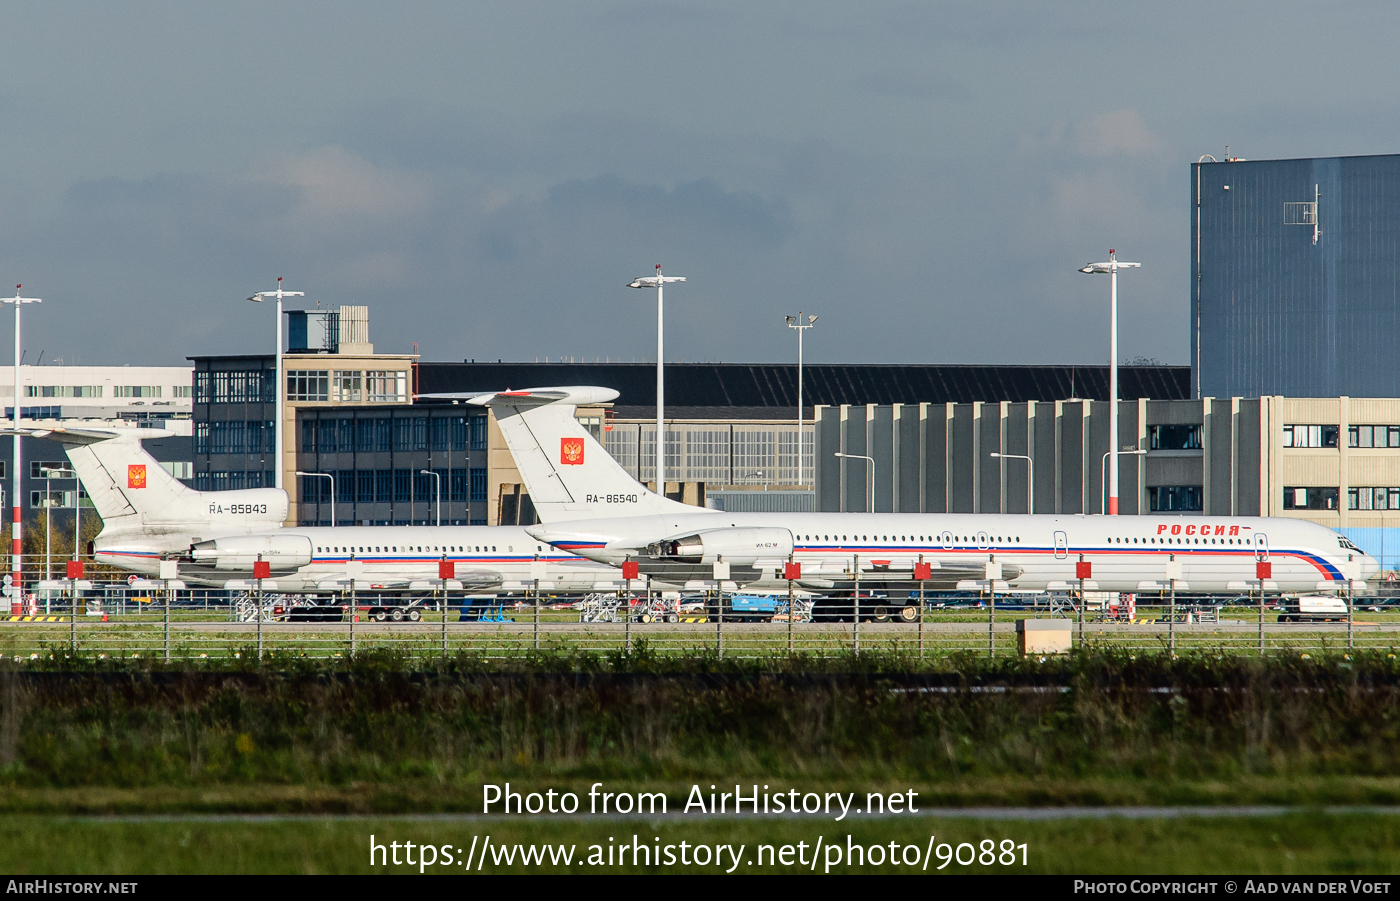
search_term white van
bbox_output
[1278,595,1349,623]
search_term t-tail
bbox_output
[441,386,707,522]
[30,427,287,551]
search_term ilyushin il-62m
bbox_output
[446,386,1378,596]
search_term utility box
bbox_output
[1017,618,1073,655]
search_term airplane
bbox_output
[446,386,1381,596]
[27,426,624,594]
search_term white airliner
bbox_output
[448,387,1380,595]
[31,427,622,593]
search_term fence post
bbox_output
[988,587,995,659]
[1077,554,1086,648]
[786,554,794,657]
[69,573,77,653]
[853,554,860,654]
[164,587,171,663]
[714,556,728,658]
[918,576,925,660]
[349,586,356,657]
[1348,581,1355,650]
[623,581,631,653]
[1257,585,1265,656]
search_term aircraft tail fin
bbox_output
[455,386,704,522]
[30,427,286,530]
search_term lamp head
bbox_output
[785,315,797,326]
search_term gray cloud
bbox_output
[1,1,1398,371]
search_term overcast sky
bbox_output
[0,1,1396,368]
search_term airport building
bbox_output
[0,364,195,539]
[1193,152,1400,399]
[817,395,1400,569]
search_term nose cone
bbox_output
[1363,553,1382,580]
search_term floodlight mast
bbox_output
[627,265,685,492]
[1078,250,1141,515]
[785,313,818,487]
[3,285,40,615]
[247,278,304,494]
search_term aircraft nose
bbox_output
[1363,554,1382,579]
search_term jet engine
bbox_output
[189,534,314,571]
[646,527,793,565]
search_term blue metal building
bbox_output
[1193,152,1400,399]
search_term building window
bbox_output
[376,418,391,452]
[450,417,467,450]
[317,419,336,453]
[356,418,376,453]
[469,467,486,502]
[159,461,193,480]
[367,370,408,403]
[357,470,374,503]
[211,471,229,491]
[26,385,102,398]
[450,469,467,502]
[31,489,75,508]
[1348,487,1400,510]
[210,422,228,454]
[431,417,450,451]
[213,371,266,403]
[227,421,245,455]
[412,417,428,451]
[336,470,353,503]
[114,386,162,398]
[173,385,193,399]
[1284,486,1340,510]
[30,461,68,478]
[469,415,487,451]
[302,473,330,503]
[413,470,432,502]
[394,469,412,502]
[1148,485,1203,512]
[332,370,363,403]
[229,471,246,490]
[1349,425,1400,448]
[1148,424,1202,450]
[393,417,413,451]
[301,420,315,453]
[194,371,211,404]
[376,469,393,502]
[287,370,330,402]
[337,418,354,453]
[1282,424,1339,448]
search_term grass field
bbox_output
[5,649,1400,874]
[3,812,1398,874]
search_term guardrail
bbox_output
[0,582,1396,661]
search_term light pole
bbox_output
[1100,448,1148,515]
[628,265,685,493]
[4,285,40,615]
[296,471,335,526]
[785,313,818,487]
[834,452,875,512]
[248,278,304,492]
[420,469,441,526]
[990,452,1034,514]
[1079,251,1141,515]
[41,467,74,581]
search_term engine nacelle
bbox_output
[646,527,793,565]
[190,534,313,571]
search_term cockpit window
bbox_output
[1339,536,1361,552]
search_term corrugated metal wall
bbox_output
[1194,154,1400,398]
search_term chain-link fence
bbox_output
[1,582,1398,661]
